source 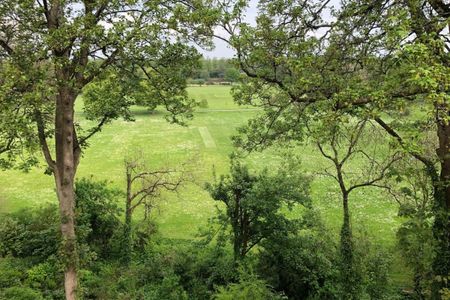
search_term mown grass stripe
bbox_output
[198,127,216,148]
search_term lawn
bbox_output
[0,85,409,284]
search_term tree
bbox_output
[216,0,449,295]
[310,118,401,298]
[206,158,310,261]
[0,1,216,298]
[123,155,188,264]
[224,67,240,83]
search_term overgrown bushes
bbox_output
[0,176,405,299]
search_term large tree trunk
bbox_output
[54,84,79,300]
[432,117,450,298]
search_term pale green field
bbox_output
[0,85,408,283]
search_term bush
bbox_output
[198,98,209,108]
[25,259,64,299]
[0,258,23,288]
[351,227,399,300]
[365,248,393,299]
[258,228,339,299]
[213,270,284,300]
[0,205,59,262]
[75,178,122,260]
[174,244,236,299]
[189,78,205,86]
[0,286,44,300]
[142,274,189,300]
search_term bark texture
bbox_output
[54,83,79,300]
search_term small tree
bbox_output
[123,155,189,264]
[310,119,401,299]
[206,158,310,261]
[224,68,240,83]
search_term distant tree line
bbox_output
[189,58,240,85]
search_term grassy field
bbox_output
[0,85,408,283]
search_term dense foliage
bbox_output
[206,158,310,260]
[0,175,401,299]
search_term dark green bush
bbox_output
[0,286,44,300]
[75,178,122,260]
[0,205,59,262]
[258,229,339,299]
[0,258,23,288]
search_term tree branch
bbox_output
[34,109,55,171]
[0,137,15,154]
[78,114,110,147]
[0,39,14,56]
[374,117,437,178]
[347,153,402,194]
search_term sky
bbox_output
[198,0,258,58]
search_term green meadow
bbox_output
[0,85,407,282]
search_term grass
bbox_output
[0,85,410,285]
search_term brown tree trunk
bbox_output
[437,112,450,210]
[433,115,450,298]
[123,171,133,264]
[54,83,79,300]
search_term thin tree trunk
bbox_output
[123,172,133,264]
[340,190,359,299]
[233,195,241,261]
[123,207,133,264]
[54,84,78,300]
[233,224,241,261]
[241,212,249,258]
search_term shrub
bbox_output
[174,244,236,299]
[0,286,44,300]
[142,274,189,300]
[75,178,122,260]
[365,248,393,299]
[0,205,59,262]
[190,78,205,86]
[0,258,23,288]
[25,259,64,299]
[257,227,339,299]
[199,98,209,108]
[213,270,284,300]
